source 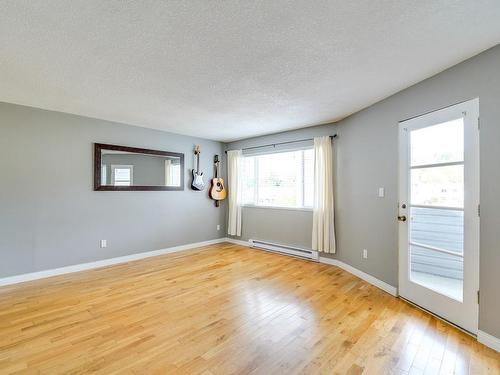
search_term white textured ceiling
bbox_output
[1,1,499,141]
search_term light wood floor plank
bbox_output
[0,243,498,374]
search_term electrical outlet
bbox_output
[217,224,221,231]
[363,249,368,259]
[100,240,107,248]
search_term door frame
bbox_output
[398,98,480,334]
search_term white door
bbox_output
[398,98,479,334]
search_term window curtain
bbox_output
[164,159,172,186]
[227,150,242,236]
[312,136,336,253]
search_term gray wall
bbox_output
[0,103,226,277]
[226,44,500,338]
[236,207,313,249]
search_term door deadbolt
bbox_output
[398,215,407,222]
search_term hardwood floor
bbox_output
[0,243,498,374]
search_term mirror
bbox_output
[94,143,184,191]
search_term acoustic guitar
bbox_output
[209,155,227,206]
[191,145,205,191]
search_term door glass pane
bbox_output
[410,207,463,253]
[410,118,464,166]
[410,244,463,301]
[409,116,465,302]
[411,165,463,208]
[409,207,464,300]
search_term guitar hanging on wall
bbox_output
[191,145,205,191]
[209,155,227,207]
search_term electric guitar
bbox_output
[191,145,205,191]
[209,155,227,206]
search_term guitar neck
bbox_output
[214,155,221,179]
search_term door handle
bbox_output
[398,215,407,222]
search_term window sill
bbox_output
[241,204,313,212]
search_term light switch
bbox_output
[378,187,385,198]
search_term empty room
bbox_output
[1,1,500,374]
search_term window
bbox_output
[241,148,313,209]
[111,165,133,186]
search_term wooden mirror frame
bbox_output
[94,143,184,191]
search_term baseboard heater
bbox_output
[249,239,319,261]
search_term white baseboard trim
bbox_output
[319,256,398,297]
[478,330,500,352]
[0,238,227,287]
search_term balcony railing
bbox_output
[410,207,463,280]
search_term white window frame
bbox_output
[241,148,313,211]
[111,164,134,186]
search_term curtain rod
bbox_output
[224,134,337,154]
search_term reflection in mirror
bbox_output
[101,151,181,187]
[94,144,184,191]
